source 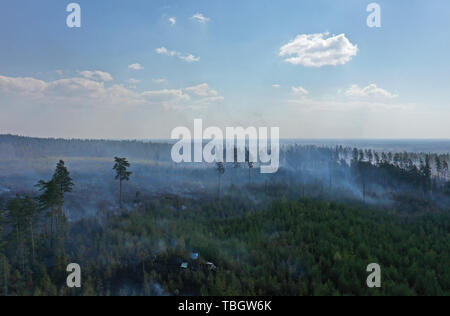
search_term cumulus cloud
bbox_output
[79,70,113,82]
[169,17,176,26]
[0,75,142,107]
[44,78,107,99]
[128,63,144,71]
[155,47,173,56]
[345,84,398,99]
[156,47,200,63]
[185,83,218,97]
[152,78,168,84]
[292,86,309,96]
[141,84,223,110]
[183,83,224,107]
[191,13,210,24]
[179,54,201,63]
[0,74,222,111]
[0,75,47,96]
[279,32,358,67]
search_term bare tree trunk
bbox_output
[55,209,59,237]
[51,211,54,236]
[50,207,57,250]
[16,221,25,272]
[30,220,35,260]
[218,175,222,199]
[119,179,123,209]
[16,221,25,273]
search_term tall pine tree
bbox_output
[52,160,74,195]
[113,157,132,209]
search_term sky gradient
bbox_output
[0,0,449,139]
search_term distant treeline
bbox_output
[1,135,449,177]
[0,135,449,210]
[0,135,173,161]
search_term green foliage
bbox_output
[1,186,449,296]
[113,157,132,182]
[0,148,448,296]
[35,180,63,212]
[113,157,132,208]
[52,160,74,194]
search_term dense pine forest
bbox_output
[0,135,449,296]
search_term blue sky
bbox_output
[0,0,449,139]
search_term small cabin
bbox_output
[180,262,189,269]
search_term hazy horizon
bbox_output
[2,134,449,154]
[2,133,450,141]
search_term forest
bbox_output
[0,135,449,296]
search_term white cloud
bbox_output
[292,86,309,96]
[128,63,144,71]
[185,83,218,97]
[152,78,168,84]
[79,70,113,82]
[0,75,47,96]
[345,84,398,99]
[45,78,107,99]
[0,75,142,107]
[183,83,224,108]
[272,84,281,88]
[142,84,223,110]
[0,74,223,111]
[156,47,173,56]
[179,54,201,63]
[279,32,358,67]
[156,47,200,63]
[191,13,210,24]
[169,17,176,26]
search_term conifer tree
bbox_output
[442,159,449,178]
[52,160,74,195]
[21,196,37,260]
[216,162,225,199]
[113,157,132,209]
[36,180,63,246]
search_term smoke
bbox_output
[0,136,448,218]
